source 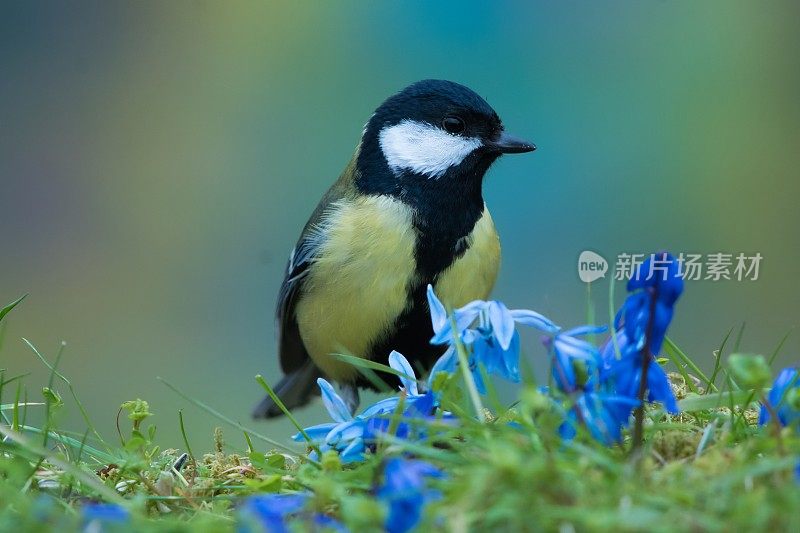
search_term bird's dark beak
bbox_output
[489,131,536,154]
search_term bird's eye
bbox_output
[442,116,466,135]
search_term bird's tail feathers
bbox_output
[251,360,321,419]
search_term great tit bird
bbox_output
[252,79,535,419]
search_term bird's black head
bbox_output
[355,79,535,199]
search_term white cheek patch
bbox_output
[378,119,482,179]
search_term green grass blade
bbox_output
[177,409,195,462]
[157,376,298,454]
[667,351,700,394]
[21,426,120,464]
[0,424,126,504]
[767,329,792,366]
[0,402,43,410]
[732,322,746,353]
[707,327,733,393]
[0,294,27,323]
[332,352,408,393]
[22,338,108,449]
[255,374,319,453]
[678,389,761,411]
[331,353,406,379]
[663,337,717,392]
[450,317,486,423]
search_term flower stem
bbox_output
[631,352,651,450]
[760,392,785,456]
[607,277,623,360]
[632,287,659,452]
[255,375,314,446]
[386,391,407,439]
[450,316,487,423]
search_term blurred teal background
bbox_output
[1,2,799,450]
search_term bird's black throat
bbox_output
[355,144,499,278]
[354,146,501,389]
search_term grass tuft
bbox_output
[0,295,797,532]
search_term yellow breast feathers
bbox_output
[433,208,501,309]
[294,195,418,381]
[294,198,500,382]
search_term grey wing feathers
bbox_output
[258,160,355,419]
[252,236,324,419]
[253,239,321,418]
[276,235,322,374]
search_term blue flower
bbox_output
[363,391,437,444]
[758,367,800,428]
[390,350,421,396]
[362,351,457,444]
[620,252,684,355]
[600,253,683,417]
[238,494,305,533]
[548,325,607,393]
[81,503,129,532]
[294,378,369,462]
[627,252,684,305]
[600,329,679,415]
[237,494,346,533]
[427,285,559,391]
[559,392,640,445]
[377,458,444,533]
[546,325,639,445]
[357,351,433,418]
[296,353,438,462]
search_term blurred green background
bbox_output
[2,1,798,450]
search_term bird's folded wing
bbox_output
[276,233,323,374]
